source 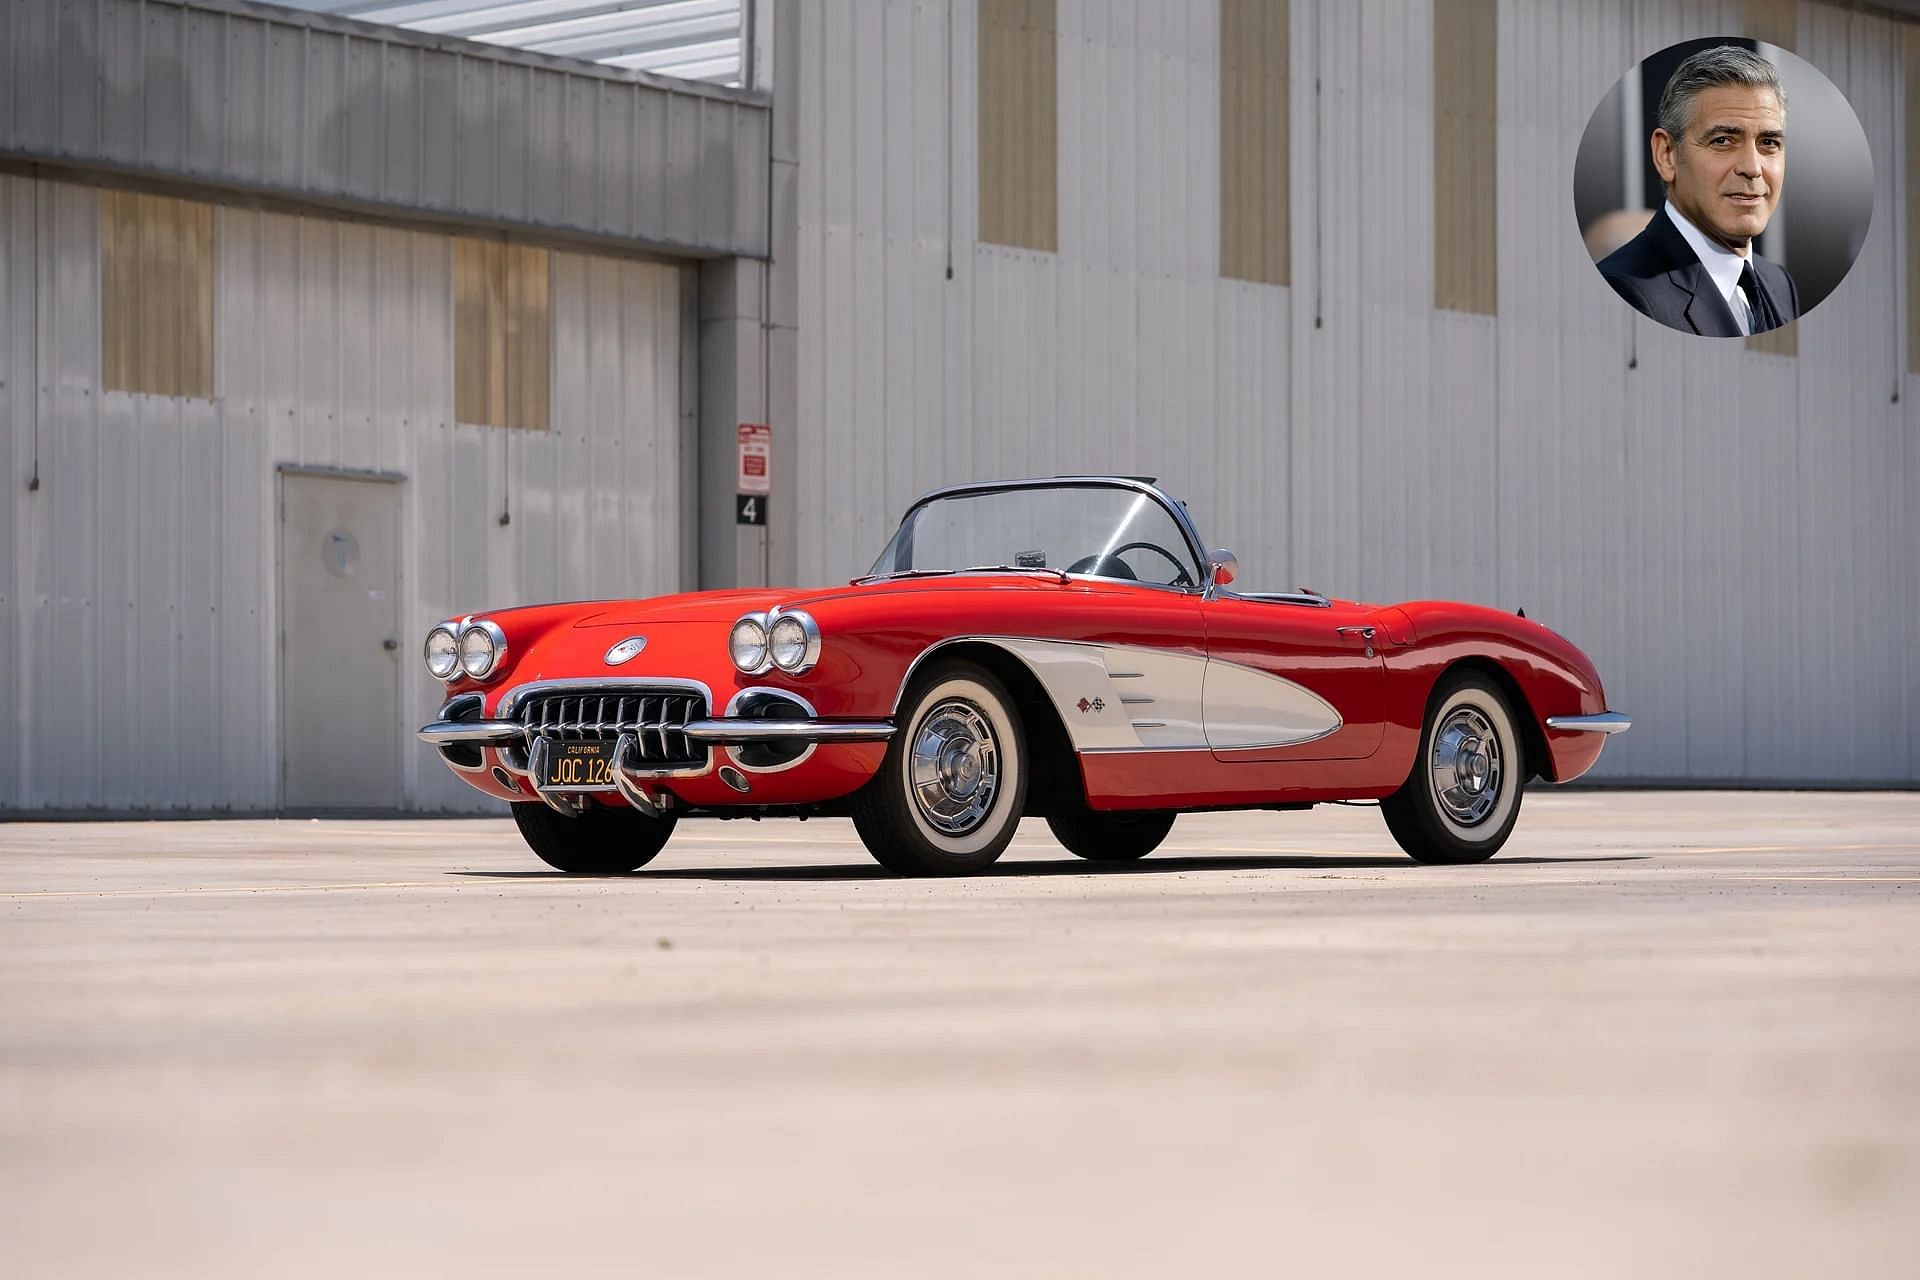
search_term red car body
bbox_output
[419,477,1626,872]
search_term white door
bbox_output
[279,471,403,810]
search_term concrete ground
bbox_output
[2,790,1916,1278]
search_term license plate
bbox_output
[541,740,617,790]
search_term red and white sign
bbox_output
[737,423,771,495]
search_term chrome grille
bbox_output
[514,689,707,769]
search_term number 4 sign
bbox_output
[736,423,771,527]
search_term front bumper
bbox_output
[1544,712,1632,735]
[419,713,895,817]
[416,717,896,748]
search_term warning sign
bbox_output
[737,423,771,496]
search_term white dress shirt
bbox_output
[1665,199,1755,335]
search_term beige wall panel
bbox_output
[1221,0,1289,286]
[99,190,138,394]
[1434,0,1496,315]
[978,0,1058,252]
[505,243,551,432]
[1743,0,1797,49]
[178,199,215,398]
[101,190,214,399]
[453,237,497,426]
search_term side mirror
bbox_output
[1207,549,1238,589]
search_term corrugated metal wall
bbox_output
[0,173,688,811]
[788,0,1919,784]
[0,0,769,260]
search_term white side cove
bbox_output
[988,640,1340,754]
[1198,659,1343,750]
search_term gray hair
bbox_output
[1656,45,1787,142]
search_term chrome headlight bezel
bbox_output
[457,619,508,681]
[767,610,821,676]
[729,613,772,675]
[424,625,461,680]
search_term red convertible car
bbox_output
[419,476,1628,876]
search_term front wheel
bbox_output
[1381,672,1526,865]
[511,800,677,873]
[1046,808,1176,861]
[850,663,1028,876]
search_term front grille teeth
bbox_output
[507,688,707,771]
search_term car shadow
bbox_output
[447,853,1648,883]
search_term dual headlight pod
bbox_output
[423,618,508,682]
[729,609,820,676]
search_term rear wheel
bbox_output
[1046,807,1176,861]
[1381,672,1525,865]
[850,663,1027,876]
[511,800,677,873]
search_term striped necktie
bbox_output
[1739,261,1781,333]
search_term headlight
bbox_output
[424,625,460,680]
[767,611,820,675]
[729,614,771,673]
[458,620,507,680]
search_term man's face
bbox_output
[1652,84,1785,253]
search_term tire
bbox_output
[1381,671,1526,865]
[1046,808,1176,861]
[511,800,677,873]
[850,663,1028,876]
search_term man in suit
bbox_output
[1599,45,1799,336]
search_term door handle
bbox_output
[382,638,400,651]
[1335,626,1376,640]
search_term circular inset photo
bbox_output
[1573,38,1873,337]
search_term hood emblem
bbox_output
[604,636,648,666]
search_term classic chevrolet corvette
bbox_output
[419,476,1628,875]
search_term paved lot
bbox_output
[2,790,1917,1278]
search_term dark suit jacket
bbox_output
[1597,207,1800,336]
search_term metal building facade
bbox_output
[0,0,775,813]
[0,173,691,811]
[779,0,1919,784]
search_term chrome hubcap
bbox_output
[909,700,1000,836]
[1429,706,1503,827]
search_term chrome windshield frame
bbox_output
[876,476,1212,594]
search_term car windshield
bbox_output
[867,483,1203,589]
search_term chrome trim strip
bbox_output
[681,718,895,744]
[417,719,524,746]
[1545,712,1632,735]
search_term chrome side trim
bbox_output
[417,719,524,746]
[681,718,895,744]
[1544,712,1632,735]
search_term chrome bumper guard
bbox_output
[1544,712,1632,735]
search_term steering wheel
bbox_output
[1103,540,1196,588]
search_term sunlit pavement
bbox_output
[3,790,1916,1277]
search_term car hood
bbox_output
[563,575,1084,627]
